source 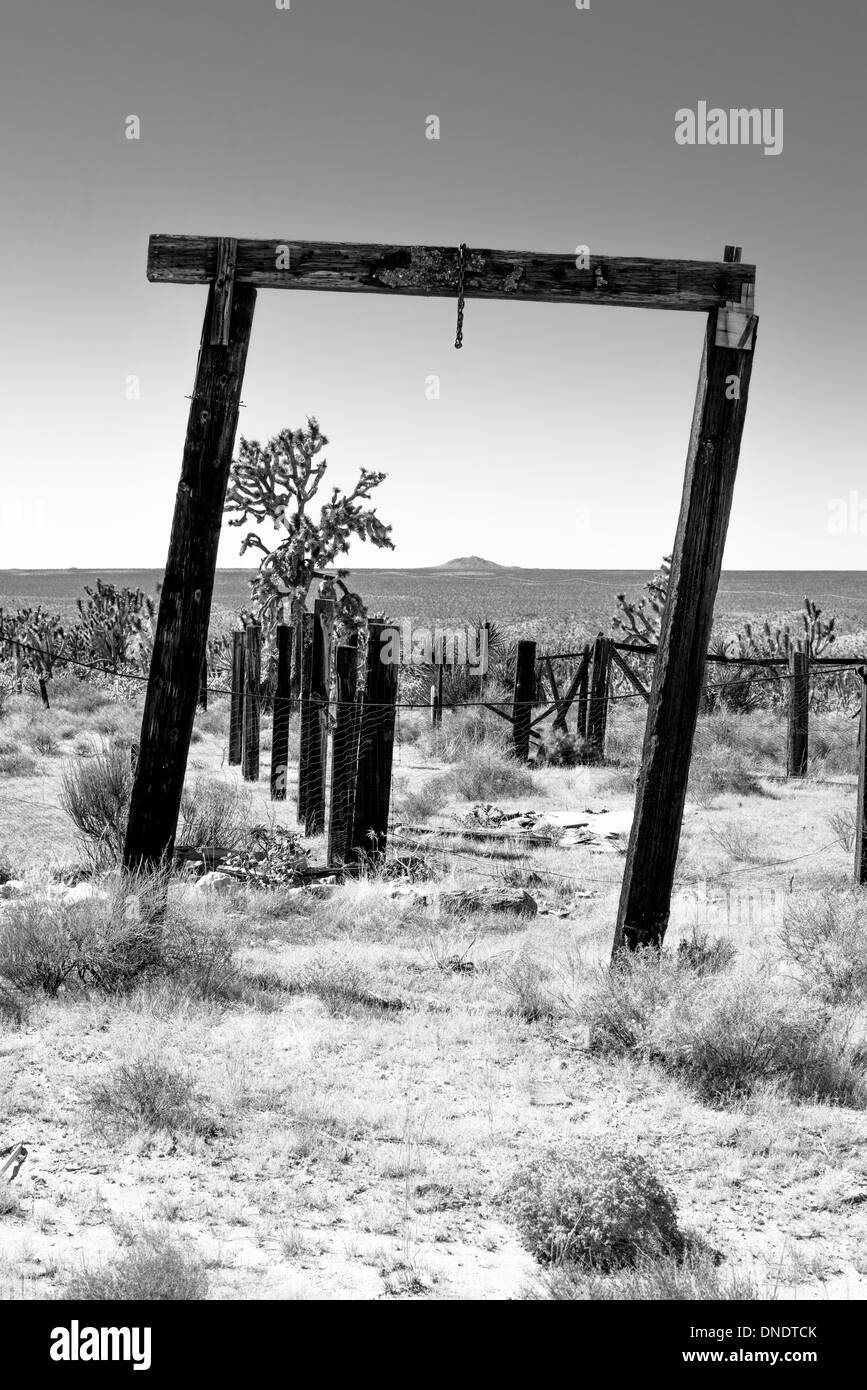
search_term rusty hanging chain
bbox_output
[454,243,467,349]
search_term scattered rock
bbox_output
[440,887,537,918]
[0,880,27,899]
[193,871,236,897]
[63,882,109,905]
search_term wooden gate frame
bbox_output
[124,235,758,955]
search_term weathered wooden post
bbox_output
[302,598,334,835]
[270,623,292,800]
[855,669,867,886]
[575,642,590,741]
[124,246,255,869]
[586,635,612,762]
[512,640,537,762]
[347,621,399,863]
[229,631,244,766]
[297,613,315,827]
[198,655,208,711]
[327,637,360,865]
[242,622,261,782]
[787,648,810,778]
[613,246,758,955]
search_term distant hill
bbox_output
[434,556,509,572]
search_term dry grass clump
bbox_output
[688,743,763,805]
[286,948,403,1015]
[780,889,867,1005]
[827,806,857,854]
[63,1226,209,1300]
[451,748,537,802]
[505,1138,683,1270]
[179,775,252,850]
[577,947,866,1107]
[396,776,452,823]
[501,951,562,1022]
[89,1057,220,1139]
[419,707,509,763]
[533,1249,765,1301]
[0,750,38,777]
[0,880,241,1004]
[59,739,133,864]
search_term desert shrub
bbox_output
[0,884,240,1001]
[288,949,400,1015]
[780,890,867,1005]
[0,751,37,777]
[578,951,866,1106]
[675,929,737,976]
[537,728,583,767]
[90,1057,219,1138]
[0,898,84,994]
[421,707,508,763]
[179,776,252,850]
[502,952,561,1022]
[579,950,681,1052]
[59,740,133,864]
[0,982,28,1027]
[451,749,536,802]
[63,1227,209,1300]
[688,743,763,804]
[397,776,451,823]
[646,972,865,1106]
[533,1249,765,1301]
[505,1139,683,1270]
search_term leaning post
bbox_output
[613,246,758,955]
[124,246,255,869]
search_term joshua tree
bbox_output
[75,580,155,671]
[612,557,671,644]
[224,418,394,659]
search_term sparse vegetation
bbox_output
[90,1058,219,1138]
[63,1227,209,1300]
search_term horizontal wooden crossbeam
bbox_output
[147,236,755,313]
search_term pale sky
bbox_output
[2,0,865,570]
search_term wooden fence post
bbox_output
[123,261,256,869]
[198,655,208,711]
[301,599,334,835]
[576,642,590,740]
[229,631,244,766]
[327,637,360,865]
[586,634,612,762]
[613,246,757,955]
[512,639,536,762]
[787,649,810,778]
[347,621,399,863]
[856,669,867,886]
[297,613,314,827]
[270,623,292,800]
[242,622,261,782]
